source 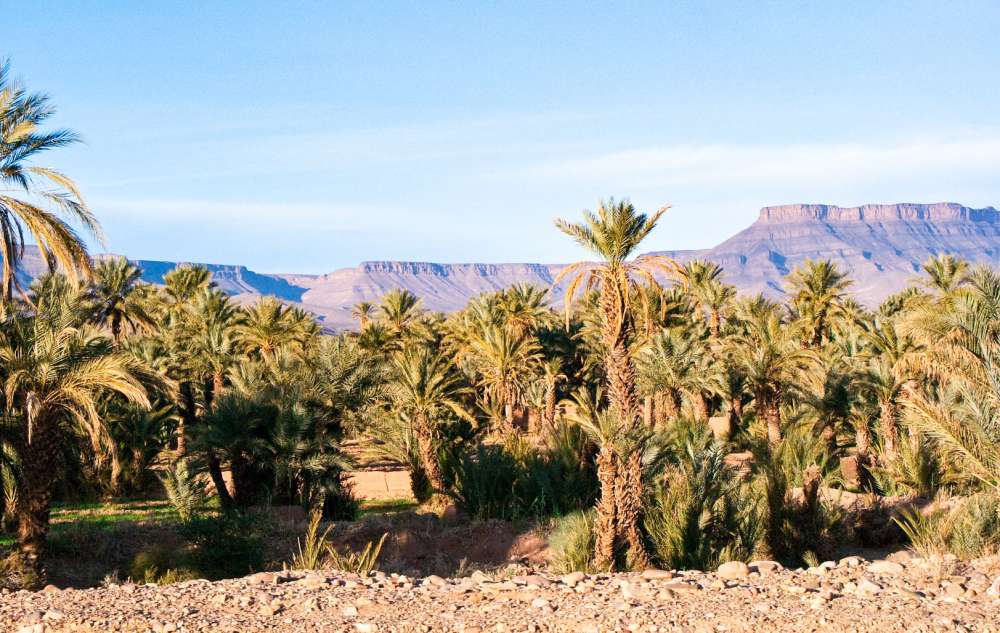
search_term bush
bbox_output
[547,510,597,573]
[160,459,208,522]
[644,442,761,570]
[449,439,596,520]
[178,511,268,580]
[895,493,1000,559]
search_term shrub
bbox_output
[644,442,761,570]
[178,511,268,580]
[292,512,332,570]
[449,439,595,520]
[326,533,387,575]
[895,493,1000,559]
[160,459,208,522]
[547,510,597,573]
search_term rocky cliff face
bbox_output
[15,202,1000,330]
[679,202,1000,300]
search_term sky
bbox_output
[5,1,1000,273]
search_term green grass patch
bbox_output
[359,498,418,516]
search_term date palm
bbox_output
[379,288,422,334]
[921,253,969,297]
[237,297,303,358]
[726,308,814,444]
[554,197,673,570]
[786,259,852,348]
[92,257,154,344]
[388,346,471,506]
[860,318,923,461]
[0,289,153,572]
[351,301,376,329]
[0,59,102,299]
[465,322,542,433]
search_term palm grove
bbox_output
[3,61,1000,584]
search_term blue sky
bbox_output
[6,1,1000,272]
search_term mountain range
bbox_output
[18,202,1000,330]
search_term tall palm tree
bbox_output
[388,346,471,505]
[351,301,376,329]
[379,289,423,334]
[0,289,152,572]
[921,253,969,297]
[726,308,814,444]
[237,297,303,358]
[464,322,541,433]
[554,198,673,570]
[860,318,922,461]
[0,59,102,299]
[538,357,566,435]
[786,259,853,348]
[92,257,155,344]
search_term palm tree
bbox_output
[237,297,302,358]
[0,289,153,572]
[921,253,969,297]
[162,265,213,312]
[902,268,1000,491]
[92,257,155,344]
[637,326,715,423]
[0,59,102,299]
[538,357,566,435]
[352,301,376,329]
[388,346,471,506]
[379,289,423,334]
[465,322,542,433]
[554,198,673,570]
[786,259,853,348]
[860,318,922,461]
[498,284,551,336]
[726,308,814,444]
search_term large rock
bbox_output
[717,561,750,579]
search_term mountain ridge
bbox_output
[17,202,1000,330]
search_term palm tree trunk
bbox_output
[593,447,618,570]
[643,396,653,427]
[177,381,197,457]
[615,449,650,570]
[880,400,898,460]
[693,392,709,421]
[503,401,516,434]
[13,416,60,578]
[760,387,783,445]
[544,384,557,434]
[207,449,234,508]
[653,392,666,428]
[855,417,872,459]
[414,413,447,504]
[729,396,742,430]
[709,310,721,338]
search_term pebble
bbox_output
[868,561,905,575]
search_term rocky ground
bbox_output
[3,552,999,633]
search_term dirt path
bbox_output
[4,553,999,632]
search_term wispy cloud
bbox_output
[503,134,1000,191]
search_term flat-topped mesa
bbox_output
[359,260,555,278]
[757,202,1000,224]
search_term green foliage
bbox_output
[547,510,598,573]
[895,494,1000,559]
[325,533,388,575]
[159,459,208,522]
[449,438,596,521]
[292,512,332,570]
[177,511,268,580]
[643,442,761,570]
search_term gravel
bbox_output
[3,555,999,632]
